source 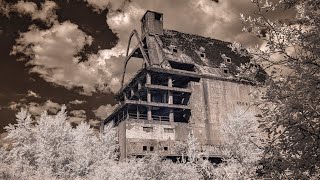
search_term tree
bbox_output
[0,106,119,179]
[212,107,263,180]
[232,0,320,178]
[0,107,212,179]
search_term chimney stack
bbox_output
[141,10,163,37]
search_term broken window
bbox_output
[226,57,231,63]
[155,13,162,21]
[172,48,178,53]
[168,61,195,72]
[164,128,174,133]
[150,146,154,151]
[223,69,229,74]
[200,53,206,58]
[143,127,153,132]
[164,147,168,151]
[143,146,147,151]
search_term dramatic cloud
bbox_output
[69,99,86,105]
[7,0,262,96]
[93,104,115,120]
[4,0,58,25]
[27,90,41,98]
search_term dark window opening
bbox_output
[143,146,147,151]
[173,109,191,123]
[172,48,178,53]
[169,61,195,72]
[151,107,170,121]
[226,58,231,63]
[200,53,205,58]
[155,13,162,21]
[164,147,168,151]
[143,127,153,132]
[164,128,174,133]
[223,69,229,74]
[150,146,154,151]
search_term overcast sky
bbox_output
[0,0,292,135]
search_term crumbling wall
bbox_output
[188,77,258,146]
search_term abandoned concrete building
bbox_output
[101,10,265,160]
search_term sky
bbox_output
[0,0,292,136]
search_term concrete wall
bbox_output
[124,120,191,156]
[189,77,257,145]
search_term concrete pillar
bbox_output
[138,80,141,90]
[147,89,152,121]
[147,107,152,121]
[146,72,151,84]
[168,76,172,87]
[168,76,174,122]
[168,77,173,104]
[123,92,127,101]
[169,109,174,122]
[137,106,140,120]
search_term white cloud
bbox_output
[69,99,87,105]
[85,0,128,12]
[28,100,62,116]
[12,0,58,25]
[93,104,115,120]
[0,0,10,16]
[27,90,41,98]
[88,119,101,127]
[8,101,22,111]
[68,109,87,124]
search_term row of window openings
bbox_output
[143,127,174,133]
[171,48,232,63]
[143,146,168,151]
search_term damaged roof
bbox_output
[159,30,250,67]
[159,29,266,82]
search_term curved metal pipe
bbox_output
[120,30,150,91]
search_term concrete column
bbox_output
[146,72,151,84]
[168,76,172,87]
[147,89,152,121]
[138,80,141,90]
[169,109,174,122]
[137,106,140,120]
[168,77,174,122]
[147,107,152,121]
[123,92,127,101]
[168,76,173,104]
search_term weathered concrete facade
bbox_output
[101,10,265,159]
